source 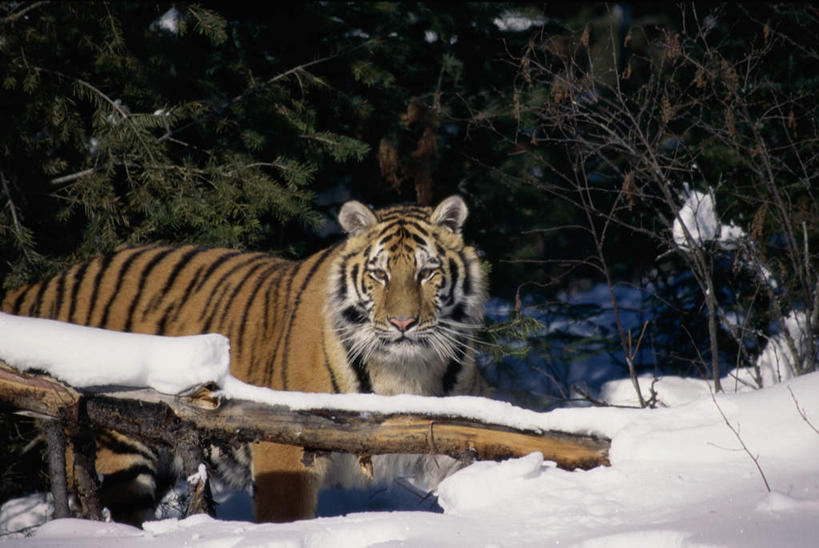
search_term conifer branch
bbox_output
[159,42,374,144]
[0,170,32,262]
[0,1,49,24]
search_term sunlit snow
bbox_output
[1,312,819,546]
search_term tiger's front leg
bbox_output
[250,441,321,522]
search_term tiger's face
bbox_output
[329,196,486,370]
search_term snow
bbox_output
[672,188,719,248]
[493,11,547,32]
[753,310,806,385]
[0,311,229,394]
[3,314,819,546]
[0,494,52,536]
[151,7,180,35]
[671,185,753,253]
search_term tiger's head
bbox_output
[328,196,487,380]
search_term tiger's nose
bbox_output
[389,316,418,332]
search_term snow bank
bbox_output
[0,494,52,535]
[9,371,814,546]
[3,308,819,546]
[0,311,229,394]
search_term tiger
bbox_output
[1,195,488,524]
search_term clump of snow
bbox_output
[151,7,180,35]
[672,188,719,248]
[0,311,229,394]
[671,185,757,253]
[754,310,807,385]
[436,452,552,513]
[493,11,547,32]
[186,464,208,487]
[0,493,52,535]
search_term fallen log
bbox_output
[0,360,610,470]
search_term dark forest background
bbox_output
[2,2,818,503]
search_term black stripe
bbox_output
[103,493,157,518]
[265,262,300,387]
[99,249,147,328]
[449,302,468,323]
[163,262,210,331]
[341,305,367,325]
[250,266,288,371]
[349,264,360,300]
[376,220,403,238]
[10,286,29,315]
[378,218,430,235]
[234,262,281,355]
[442,346,467,395]
[192,250,244,294]
[379,209,428,221]
[378,227,402,245]
[446,258,461,306]
[98,432,156,461]
[321,336,341,393]
[146,247,207,320]
[208,260,269,333]
[403,220,430,236]
[350,353,373,393]
[280,245,338,390]
[31,280,49,317]
[53,269,69,319]
[67,260,91,323]
[101,464,156,487]
[85,251,118,325]
[335,256,348,301]
[123,248,176,332]
[410,232,427,246]
[198,254,267,323]
[159,247,206,296]
[460,253,473,296]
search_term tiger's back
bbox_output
[3,245,353,393]
[1,195,488,523]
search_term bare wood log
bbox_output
[0,361,610,470]
[44,420,70,518]
[0,362,80,417]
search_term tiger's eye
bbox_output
[418,268,437,281]
[369,269,388,282]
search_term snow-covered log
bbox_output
[0,360,610,470]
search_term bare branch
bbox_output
[709,389,771,492]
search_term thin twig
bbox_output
[50,167,97,185]
[709,389,771,492]
[788,386,819,436]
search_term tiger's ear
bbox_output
[339,200,378,235]
[431,195,468,234]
